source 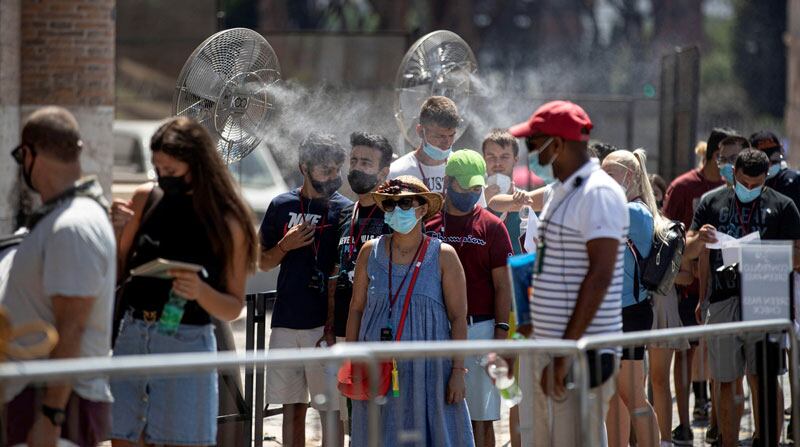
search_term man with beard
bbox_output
[327,132,394,346]
[259,133,351,447]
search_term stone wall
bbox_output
[0,0,115,233]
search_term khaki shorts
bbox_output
[705,296,787,383]
[518,355,617,447]
[265,326,337,411]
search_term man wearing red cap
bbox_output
[509,101,629,446]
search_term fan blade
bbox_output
[184,55,226,102]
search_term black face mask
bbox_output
[158,174,191,196]
[347,170,380,194]
[311,176,342,197]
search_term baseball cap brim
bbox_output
[508,121,533,138]
[455,174,487,189]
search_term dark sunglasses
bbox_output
[11,143,36,165]
[525,135,553,153]
[381,196,425,212]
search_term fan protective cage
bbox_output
[174,27,281,164]
[394,30,478,151]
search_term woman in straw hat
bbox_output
[345,175,474,446]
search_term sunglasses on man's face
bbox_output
[11,144,26,165]
[525,136,553,153]
[381,197,422,212]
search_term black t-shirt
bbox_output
[123,193,223,325]
[691,186,800,302]
[333,202,390,337]
[259,189,352,329]
[766,168,800,212]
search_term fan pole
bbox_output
[216,0,226,31]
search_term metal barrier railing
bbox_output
[0,318,795,446]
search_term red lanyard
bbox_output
[348,203,378,259]
[735,199,758,235]
[297,189,328,259]
[387,236,425,318]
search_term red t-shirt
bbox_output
[425,207,513,316]
[662,168,725,296]
[663,169,725,229]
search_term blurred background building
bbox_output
[0,0,796,233]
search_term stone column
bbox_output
[0,0,21,234]
[19,0,115,204]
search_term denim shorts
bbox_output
[110,312,218,445]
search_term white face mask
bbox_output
[487,173,513,193]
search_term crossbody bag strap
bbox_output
[118,184,164,286]
[627,239,642,302]
[394,236,431,341]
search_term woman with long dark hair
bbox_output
[109,117,258,446]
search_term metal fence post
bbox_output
[254,292,269,447]
[366,353,381,446]
[791,329,800,443]
[244,293,255,446]
[573,349,591,447]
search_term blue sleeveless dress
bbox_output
[350,235,475,447]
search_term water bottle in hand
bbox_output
[481,353,522,407]
[158,289,186,335]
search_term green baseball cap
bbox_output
[445,149,486,188]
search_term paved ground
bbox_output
[229,311,793,446]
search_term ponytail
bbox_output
[631,148,671,242]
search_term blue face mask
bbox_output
[384,207,421,234]
[447,184,481,212]
[734,181,763,204]
[421,131,452,161]
[719,163,734,184]
[767,163,781,179]
[528,138,557,185]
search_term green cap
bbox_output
[445,149,486,188]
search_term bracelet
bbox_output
[277,241,288,253]
[451,366,468,373]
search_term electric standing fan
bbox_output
[394,30,478,151]
[173,28,281,164]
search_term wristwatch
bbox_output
[494,322,510,332]
[41,404,66,426]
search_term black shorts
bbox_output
[621,299,654,360]
[678,292,699,327]
[333,286,351,338]
[678,292,701,347]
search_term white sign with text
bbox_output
[740,242,792,322]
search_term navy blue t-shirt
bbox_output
[333,202,390,336]
[259,189,352,329]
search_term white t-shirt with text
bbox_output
[389,151,447,193]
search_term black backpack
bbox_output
[629,220,686,300]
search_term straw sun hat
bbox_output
[372,176,443,221]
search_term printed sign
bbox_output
[740,242,792,322]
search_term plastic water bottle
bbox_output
[158,289,186,335]
[481,353,522,407]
